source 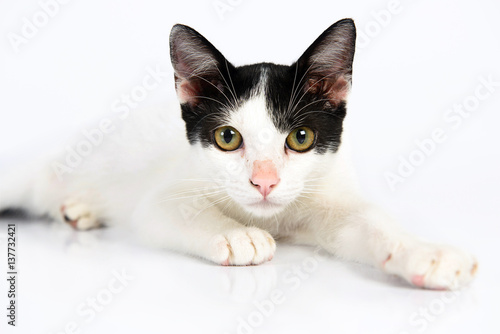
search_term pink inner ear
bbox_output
[329,76,350,102]
[306,75,350,105]
[177,79,200,105]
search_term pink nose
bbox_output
[250,160,280,198]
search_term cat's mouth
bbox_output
[248,199,281,207]
[244,198,286,216]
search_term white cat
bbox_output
[0,19,477,290]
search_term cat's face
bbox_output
[170,20,356,217]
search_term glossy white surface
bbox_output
[0,208,498,334]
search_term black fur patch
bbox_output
[178,63,262,146]
[171,19,356,154]
[263,63,347,154]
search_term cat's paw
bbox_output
[60,200,100,231]
[389,243,478,290]
[208,227,276,266]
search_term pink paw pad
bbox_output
[411,275,425,287]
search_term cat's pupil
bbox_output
[296,129,307,144]
[223,129,234,143]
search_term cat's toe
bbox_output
[405,245,477,290]
[60,200,100,231]
[226,229,257,265]
[210,227,276,266]
[209,235,232,265]
[245,227,276,265]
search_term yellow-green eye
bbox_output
[286,127,315,152]
[214,126,243,151]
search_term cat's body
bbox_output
[0,19,477,289]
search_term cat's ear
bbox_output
[169,24,230,106]
[297,19,356,105]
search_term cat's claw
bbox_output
[386,243,478,290]
[209,227,276,266]
[60,200,100,231]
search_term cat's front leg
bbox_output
[132,190,275,266]
[310,202,478,290]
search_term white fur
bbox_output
[0,85,477,289]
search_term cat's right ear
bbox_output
[170,24,231,106]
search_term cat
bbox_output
[0,18,477,290]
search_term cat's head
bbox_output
[169,19,356,217]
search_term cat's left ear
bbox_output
[297,19,356,105]
[170,24,231,106]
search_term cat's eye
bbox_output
[214,126,243,151]
[286,127,315,152]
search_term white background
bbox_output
[1,0,500,333]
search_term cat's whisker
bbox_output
[299,193,323,198]
[220,196,234,214]
[193,195,232,219]
[302,183,326,187]
[192,96,232,109]
[289,100,339,127]
[305,176,327,181]
[303,179,325,183]
[210,61,238,112]
[286,62,300,117]
[304,179,324,187]
[285,60,316,121]
[301,190,326,195]
[156,189,227,203]
[172,179,221,183]
[272,212,280,234]
[292,109,344,127]
[180,70,237,111]
[286,60,318,116]
[172,178,231,184]
[300,192,325,196]
[295,195,315,203]
[288,199,306,215]
[302,186,326,191]
[164,186,226,196]
[189,113,222,135]
[223,59,239,107]
[161,187,226,199]
[166,181,224,192]
[287,60,320,115]
[302,183,326,188]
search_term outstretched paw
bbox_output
[387,243,478,290]
[60,199,100,231]
[209,227,276,266]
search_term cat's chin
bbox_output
[241,199,287,217]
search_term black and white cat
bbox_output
[0,19,477,290]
